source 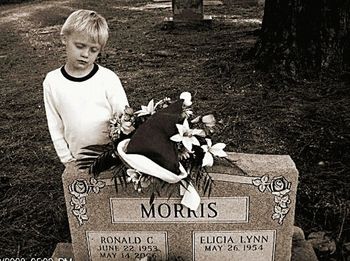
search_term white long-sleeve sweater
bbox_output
[43,64,129,163]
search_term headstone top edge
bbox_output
[227,152,297,169]
[63,152,299,181]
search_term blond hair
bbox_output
[61,9,109,49]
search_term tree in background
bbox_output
[255,0,350,77]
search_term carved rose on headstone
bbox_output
[69,179,89,198]
[69,178,106,225]
[269,176,291,195]
[252,174,292,225]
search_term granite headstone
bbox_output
[53,152,299,260]
[164,0,212,24]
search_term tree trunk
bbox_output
[255,0,350,77]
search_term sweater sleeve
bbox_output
[43,77,74,163]
[107,73,129,116]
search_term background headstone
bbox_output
[173,0,204,20]
[222,0,264,6]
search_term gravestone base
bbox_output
[223,0,262,6]
[59,152,304,260]
[52,227,318,261]
[52,243,74,260]
[163,15,212,28]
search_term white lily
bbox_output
[135,99,155,116]
[170,119,205,152]
[126,169,151,192]
[126,169,141,183]
[182,108,193,118]
[201,138,227,167]
[180,92,192,106]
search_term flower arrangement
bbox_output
[78,92,229,206]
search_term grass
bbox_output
[0,0,349,259]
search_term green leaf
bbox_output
[149,192,155,205]
[77,157,100,162]
[204,177,211,195]
[223,157,248,176]
[90,150,122,176]
[113,176,118,193]
[81,144,113,152]
[79,151,101,157]
[166,184,178,200]
[122,174,128,188]
[201,169,213,196]
[78,143,117,175]
[112,166,128,190]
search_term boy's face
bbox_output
[63,31,101,74]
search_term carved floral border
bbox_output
[68,174,292,226]
[252,175,292,225]
[69,178,106,225]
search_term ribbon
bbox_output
[179,181,201,211]
[117,139,201,210]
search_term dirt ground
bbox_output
[0,0,349,259]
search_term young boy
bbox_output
[43,9,129,165]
